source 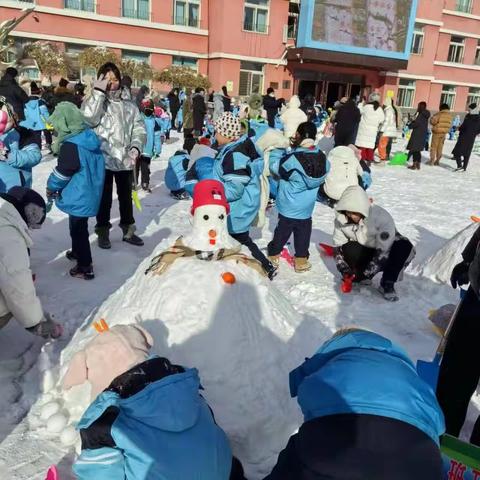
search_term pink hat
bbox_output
[191,179,230,215]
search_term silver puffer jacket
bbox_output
[82,88,146,171]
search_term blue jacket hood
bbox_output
[65,129,101,152]
[289,331,445,444]
[79,369,201,433]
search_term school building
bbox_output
[1,0,480,112]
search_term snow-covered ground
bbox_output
[1,134,479,479]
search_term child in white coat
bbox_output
[355,93,385,162]
[280,95,308,139]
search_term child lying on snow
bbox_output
[62,324,245,480]
[265,329,445,480]
[332,185,415,301]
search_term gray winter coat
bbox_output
[82,89,146,171]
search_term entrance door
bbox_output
[349,84,362,102]
[298,80,317,100]
[326,82,347,108]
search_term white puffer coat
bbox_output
[355,103,385,149]
[333,185,396,253]
[380,105,398,138]
[324,146,364,201]
[0,197,44,329]
[280,95,308,139]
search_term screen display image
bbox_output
[297,0,418,60]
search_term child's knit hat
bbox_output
[214,112,242,140]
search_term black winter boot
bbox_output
[95,226,111,249]
[121,224,144,246]
[70,264,95,280]
[379,280,399,302]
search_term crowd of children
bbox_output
[1,61,480,480]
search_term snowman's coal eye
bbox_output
[219,214,225,220]
[203,215,209,221]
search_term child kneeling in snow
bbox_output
[63,324,243,480]
[333,185,414,301]
[213,112,277,279]
[265,329,445,480]
[267,122,329,273]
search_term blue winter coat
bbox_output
[142,115,165,158]
[289,331,446,445]
[185,155,216,196]
[47,129,105,217]
[213,136,262,234]
[73,364,232,480]
[0,128,41,193]
[270,146,329,220]
[19,97,50,131]
[165,150,190,192]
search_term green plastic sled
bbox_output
[389,152,408,166]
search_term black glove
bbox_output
[450,261,470,289]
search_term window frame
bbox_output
[122,0,150,21]
[447,35,465,64]
[410,24,424,55]
[396,79,416,109]
[287,1,299,39]
[455,0,473,13]
[243,0,270,35]
[239,61,264,97]
[440,84,457,110]
[466,87,480,109]
[64,0,95,12]
[475,41,480,66]
[173,0,201,28]
[172,55,199,71]
[122,50,151,88]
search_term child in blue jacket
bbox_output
[0,97,42,193]
[265,329,445,480]
[184,137,218,196]
[19,82,50,141]
[213,112,277,279]
[165,134,197,200]
[267,122,329,273]
[46,102,105,280]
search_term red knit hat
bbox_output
[191,180,230,215]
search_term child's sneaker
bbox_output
[170,191,189,200]
[70,264,95,280]
[294,257,312,273]
[264,263,278,281]
[141,183,152,193]
[379,281,399,302]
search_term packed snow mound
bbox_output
[54,245,331,479]
[412,223,478,284]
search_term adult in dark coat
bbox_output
[407,101,430,170]
[167,88,181,131]
[334,99,361,146]
[452,103,480,171]
[263,87,284,128]
[300,94,318,124]
[135,85,150,110]
[437,225,480,447]
[0,67,29,120]
[52,78,79,108]
[192,87,207,135]
[222,86,232,113]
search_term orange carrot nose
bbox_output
[208,229,217,238]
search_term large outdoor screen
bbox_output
[297,0,418,60]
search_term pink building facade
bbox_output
[1,0,480,112]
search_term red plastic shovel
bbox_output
[319,243,335,257]
[45,466,59,480]
[341,275,355,293]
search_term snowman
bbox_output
[38,179,329,479]
[147,179,265,277]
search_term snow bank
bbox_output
[411,223,478,284]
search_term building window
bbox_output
[467,87,480,108]
[122,50,150,88]
[64,0,95,12]
[447,36,465,63]
[174,0,200,28]
[239,61,264,96]
[456,0,472,13]
[282,80,291,89]
[411,24,424,55]
[397,79,415,108]
[122,0,149,20]
[441,85,456,109]
[65,44,96,81]
[287,1,299,39]
[172,55,198,70]
[244,0,269,34]
[475,41,480,66]
[21,68,41,81]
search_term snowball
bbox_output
[46,413,67,433]
[40,402,60,421]
[60,425,78,446]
